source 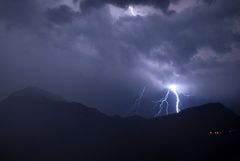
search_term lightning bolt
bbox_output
[153,84,181,117]
[169,85,180,113]
[127,84,186,117]
[126,86,146,116]
[129,6,136,16]
[153,89,170,117]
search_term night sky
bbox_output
[0,0,240,116]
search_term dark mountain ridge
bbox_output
[0,87,239,161]
[1,86,66,105]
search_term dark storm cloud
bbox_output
[0,0,36,25]
[117,0,240,65]
[79,0,178,13]
[78,0,217,13]
[173,0,240,64]
[201,0,216,5]
[46,5,79,25]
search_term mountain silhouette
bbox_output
[1,86,66,104]
[0,87,239,161]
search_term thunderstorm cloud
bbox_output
[0,0,239,115]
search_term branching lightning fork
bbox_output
[153,84,181,117]
[127,84,185,117]
[153,90,170,116]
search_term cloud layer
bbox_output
[0,0,239,115]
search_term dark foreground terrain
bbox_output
[0,87,239,161]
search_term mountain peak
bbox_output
[174,103,240,128]
[1,86,66,105]
[181,102,235,115]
